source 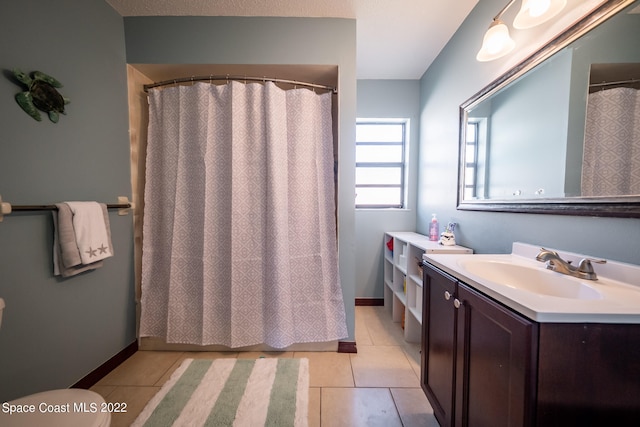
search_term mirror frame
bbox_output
[457,0,640,218]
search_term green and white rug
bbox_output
[132,358,309,427]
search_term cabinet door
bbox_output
[422,263,458,427]
[537,323,640,426]
[455,283,538,427]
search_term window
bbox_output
[464,121,479,200]
[463,118,488,200]
[355,120,408,208]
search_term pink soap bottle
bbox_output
[429,213,439,241]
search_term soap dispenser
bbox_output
[429,214,439,241]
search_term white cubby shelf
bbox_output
[383,231,473,343]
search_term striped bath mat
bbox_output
[132,358,309,427]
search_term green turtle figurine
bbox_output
[13,69,70,123]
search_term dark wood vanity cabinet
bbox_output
[421,262,458,426]
[421,262,536,427]
[454,280,537,427]
[422,261,640,427]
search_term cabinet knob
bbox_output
[454,298,461,309]
[444,291,452,301]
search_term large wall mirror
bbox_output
[458,0,640,217]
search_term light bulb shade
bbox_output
[476,21,516,62]
[513,0,567,29]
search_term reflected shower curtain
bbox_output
[582,87,640,196]
[139,81,347,348]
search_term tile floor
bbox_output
[91,306,439,426]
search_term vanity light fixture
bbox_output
[514,0,567,28]
[476,0,567,62]
[476,18,516,61]
[477,0,518,62]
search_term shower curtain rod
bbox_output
[589,78,640,88]
[144,75,337,94]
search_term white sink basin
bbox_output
[424,243,640,323]
[457,259,602,300]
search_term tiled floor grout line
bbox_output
[388,386,406,427]
[318,386,322,426]
[348,352,357,388]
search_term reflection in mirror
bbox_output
[582,63,640,196]
[458,0,640,216]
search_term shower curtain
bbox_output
[139,81,347,348]
[582,87,640,196]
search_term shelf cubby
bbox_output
[383,231,473,343]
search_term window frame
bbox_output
[355,119,409,209]
[464,120,480,200]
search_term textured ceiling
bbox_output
[106,0,479,79]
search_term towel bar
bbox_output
[0,195,133,222]
[10,203,131,211]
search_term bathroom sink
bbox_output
[424,243,640,323]
[457,259,603,300]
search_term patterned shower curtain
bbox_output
[582,87,640,196]
[139,81,347,348]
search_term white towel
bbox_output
[65,201,114,265]
[52,203,109,277]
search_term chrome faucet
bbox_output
[535,248,606,281]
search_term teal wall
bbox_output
[123,16,357,340]
[486,49,571,199]
[417,0,640,264]
[356,80,421,298]
[0,0,135,401]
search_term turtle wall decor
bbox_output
[12,69,70,123]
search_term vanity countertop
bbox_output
[423,242,640,323]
